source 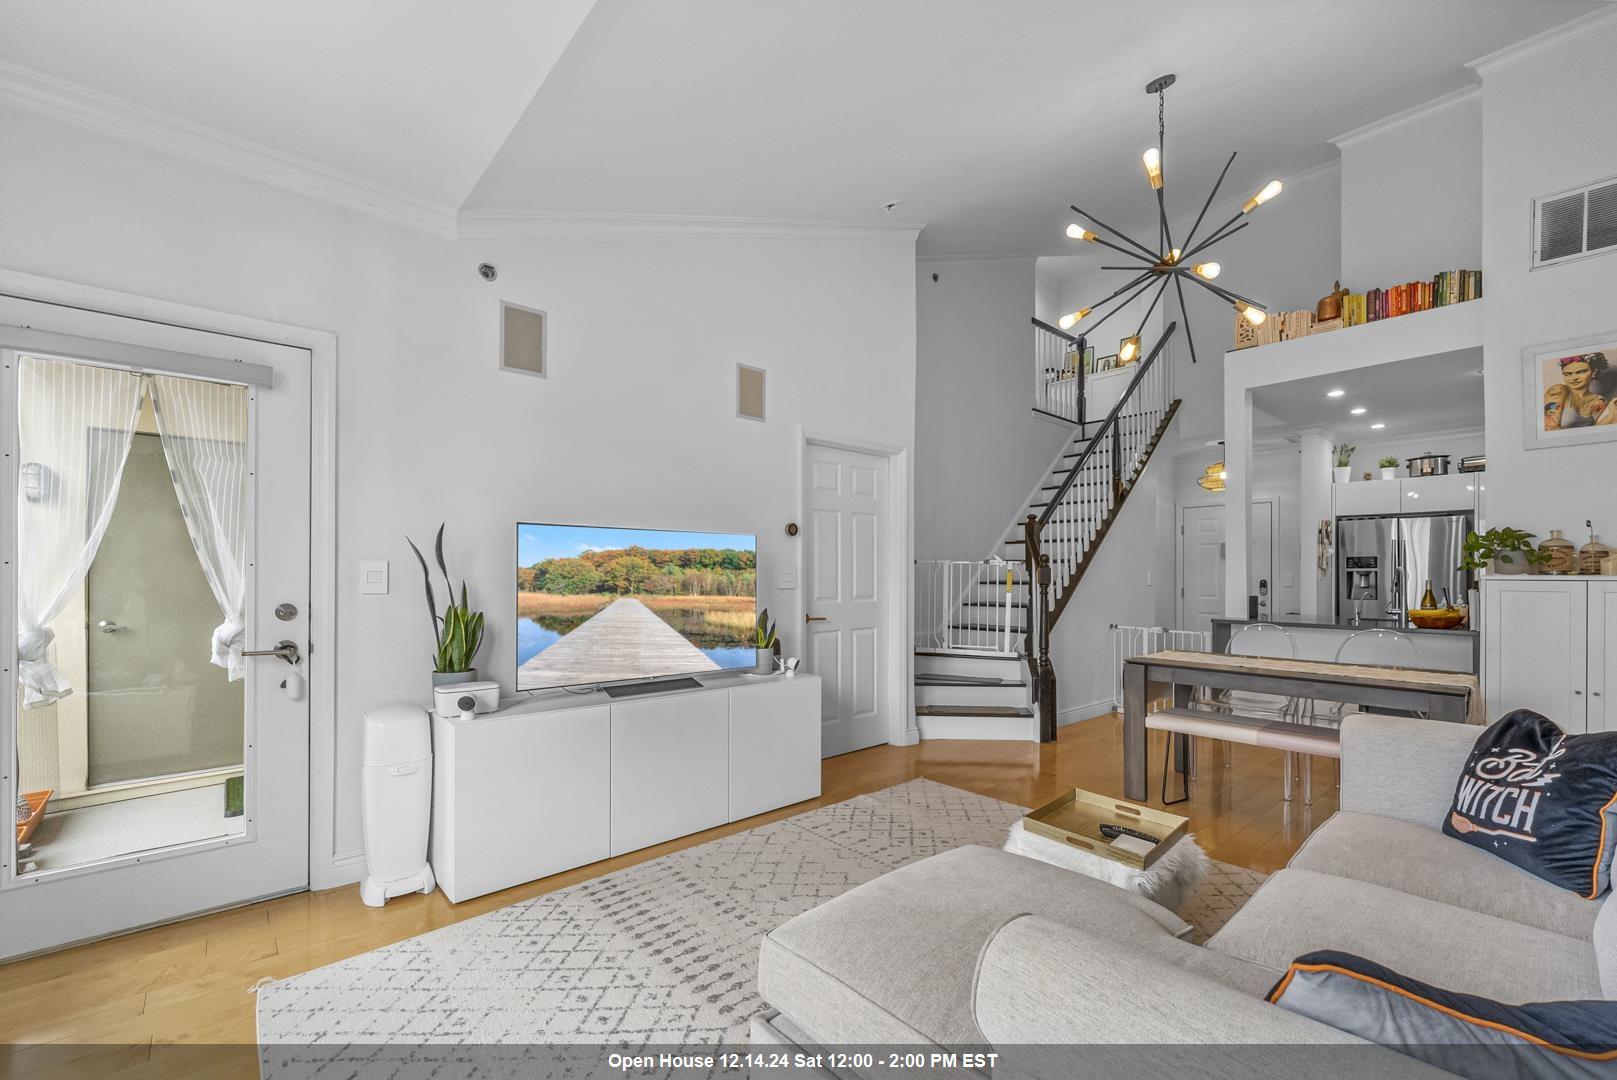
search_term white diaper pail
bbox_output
[359,704,436,907]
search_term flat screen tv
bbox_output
[516,522,758,691]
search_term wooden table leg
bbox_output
[1124,662,1147,801]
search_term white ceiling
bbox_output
[1,0,1605,250]
[1251,346,1485,440]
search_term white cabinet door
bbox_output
[609,690,729,856]
[1334,478,1401,517]
[729,676,821,821]
[1399,474,1477,515]
[1483,579,1587,731]
[1590,582,1617,734]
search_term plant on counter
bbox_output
[406,523,485,675]
[1461,527,1551,573]
[755,609,778,650]
[1378,456,1399,468]
[1333,443,1356,468]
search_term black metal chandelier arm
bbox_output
[1133,277,1172,341]
[1183,271,1261,310]
[1069,204,1161,261]
[1155,188,1175,258]
[1172,274,1200,365]
[1084,232,1163,265]
[1179,150,1237,255]
[1179,212,1248,264]
[1087,269,1157,310]
[1075,277,1159,338]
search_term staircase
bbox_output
[913,320,1181,741]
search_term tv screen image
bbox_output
[516,523,759,691]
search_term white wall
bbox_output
[1338,92,1483,289]
[914,258,1069,561]
[0,106,919,880]
[1478,15,1617,539]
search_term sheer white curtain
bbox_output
[15,355,144,706]
[150,374,250,679]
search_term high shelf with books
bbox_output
[1236,268,1482,349]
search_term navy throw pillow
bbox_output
[1270,950,1617,1077]
[1442,709,1617,898]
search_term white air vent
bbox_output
[1532,174,1617,269]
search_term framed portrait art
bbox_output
[1522,332,1617,450]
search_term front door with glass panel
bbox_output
[0,298,311,959]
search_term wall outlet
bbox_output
[359,560,389,595]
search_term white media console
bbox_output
[429,672,822,902]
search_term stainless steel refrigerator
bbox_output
[1336,512,1473,625]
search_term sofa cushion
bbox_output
[1291,811,1601,940]
[1596,896,1617,999]
[1442,709,1617,898]
[1270,950,1617,1078]
[1208,868,1602,1002]
[758,845,1200,1047]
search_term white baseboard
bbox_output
[1056,699,1116,727]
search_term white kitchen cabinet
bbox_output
[1399,473,1478,515]
[1481,576,1611,732]
[1590,581,1617,733]
[1333,477,1401,517]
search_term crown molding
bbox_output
[0,62,460,238]
[1468,5,1617,77]
[455,209,924,242]
[1329,85,1481,150]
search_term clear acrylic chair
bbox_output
[1192,623,1306,798]
[1331,628,1427,719]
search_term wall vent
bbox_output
[1533,174,1617,269]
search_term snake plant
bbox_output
[406,523,485,673]
[755,609,778,649]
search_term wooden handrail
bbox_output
[1030,316,1083,346]
[1035,321,1177,530]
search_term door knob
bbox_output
[243,640,301,666]
[805,614,828,623]
[96,619,125,633]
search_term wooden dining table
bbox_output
[1121,649,1483,802]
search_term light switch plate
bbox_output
[359,560,389,595]
[1282,572,1295,587]
[778,567,797,590]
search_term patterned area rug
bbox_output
[258,779,1263,1050]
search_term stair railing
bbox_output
[1032,318,1087,424]
[1023,321,1180,740]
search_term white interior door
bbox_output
[804,443,889,757]
[1178,501,1275,633]
[1,298,312,959]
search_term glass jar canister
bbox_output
[1539,530,1576,575]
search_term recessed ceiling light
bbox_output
[1326,389,1346,398]
[1350,407,1367,415]
[1371,422,1386,429]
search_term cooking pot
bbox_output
[1406,452,1451,477]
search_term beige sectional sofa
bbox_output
[752,714,1615,1077]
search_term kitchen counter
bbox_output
[1210,615,1478,674]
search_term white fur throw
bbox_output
[1003,820,1210,914]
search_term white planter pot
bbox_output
[1380,468,1397,480]
[1490,557,1528,576]
[1333,467,1352,483]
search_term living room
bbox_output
[4,2,1617,1077]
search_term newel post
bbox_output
[1036,552,1057,742]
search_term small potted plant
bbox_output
[406,524,485,693]
[754,609,779,674]
[1333,443,1355,483]
[1378,455,1399,480]
[1462,527,1551,576]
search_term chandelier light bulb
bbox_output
[1065,224,1097,242]
[1119,335,1142,363]
[1243,179,1283,213]
[1193,262,1221,280]
[1236,301,1267,326]
[1167,248,1182,264]
[1057,307,1092,331]
[1142,147,1163,190]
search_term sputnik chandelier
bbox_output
[1057,74,1281,365]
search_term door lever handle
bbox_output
[805,614,828,623]
[96,619,125,633]
[243,640,301,666]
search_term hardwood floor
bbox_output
[0,715,1338,1078]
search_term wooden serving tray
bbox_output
[1023,788,1188,871]
[16,788,51,846]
